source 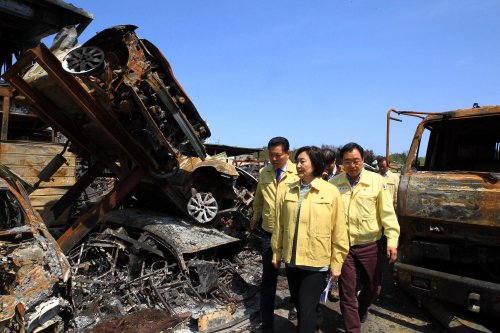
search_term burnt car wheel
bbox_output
[187,192,218,223]
[62,46,106,76]
[148,159,179,179]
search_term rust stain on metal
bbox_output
[0,178,71,332]
[0,23,267,333]
[392,104,500,318]
[198,308,231,331]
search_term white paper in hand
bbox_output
[320,277,335,305]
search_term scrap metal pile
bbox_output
[0,178,72,333]
[0,24,285,332]
[0,174,269,332]
[66,213,263,332]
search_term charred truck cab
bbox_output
[388,106,500,317]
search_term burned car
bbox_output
[13,25,258,237]
[388,106,500,318]
[21,25,210,178]
[0,176,71,333]
[1,24,269,332]
[0,172,262,332]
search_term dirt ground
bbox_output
[240,254,448,333]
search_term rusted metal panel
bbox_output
[0,141,77,188]
[424,105,500,122]
[1,97,9,141]
[30,44,151,169]
[172,156,241,186]
[29,194,72,206]
[103,209,240,270]
[2,72,123,178]
[411,293,493,333]
[1,140,77,158]
[4,165,75,177]
[28,187,71,196]
[16,176,76,187]
[404,172,500,227]
[198,308,232,331]
[0,178,72,332]
[394,263,500,317]
[57,166,146,254]
[43,161,106,227]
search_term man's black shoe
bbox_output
[358,307,368,323]
[288,307,298,321]
[247,322,274,333]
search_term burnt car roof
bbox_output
[424,105,500,122]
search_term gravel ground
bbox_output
[241,253,447,333]
[236,244,500,333]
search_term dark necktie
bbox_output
[275,168,283,185]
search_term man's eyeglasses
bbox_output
[343,159,362,166]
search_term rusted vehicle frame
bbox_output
[389,106,500,318]
[386,109,433,170]
[0,177,72,332]
[57,166,146,253]
[394,263,500,315]
[2,44,189,253]
[43,161,106,227]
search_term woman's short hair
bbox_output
[294,146,325,178]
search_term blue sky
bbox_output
[43,0,500,155]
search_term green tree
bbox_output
[389,150,409,166]
[259,146,269,161]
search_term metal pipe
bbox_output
[400,112,425,119]
[398,111,436,115]
[149,277,175,316]
[386,109,402,170]
[2,96,10,141]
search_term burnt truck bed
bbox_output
[392,106,500,317]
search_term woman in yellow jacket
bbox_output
[271,146,350,333]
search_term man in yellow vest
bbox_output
[377,158,399,210]
[248,137,299,333]
[330,143,400,333]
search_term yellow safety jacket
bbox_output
[383,172,399,205]
[329,171,400,248]
[271,178,350,270]
[252,161,299,233]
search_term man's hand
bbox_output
[330,269,341,281]
[394,204,398,211]
[272,260,281,269]
[321,170,328,180]
[387,246,397,264]
[250,220,259,230]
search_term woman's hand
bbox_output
[272,260,281,269]
[330,269,341,281]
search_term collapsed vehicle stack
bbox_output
[0,25,285,332]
